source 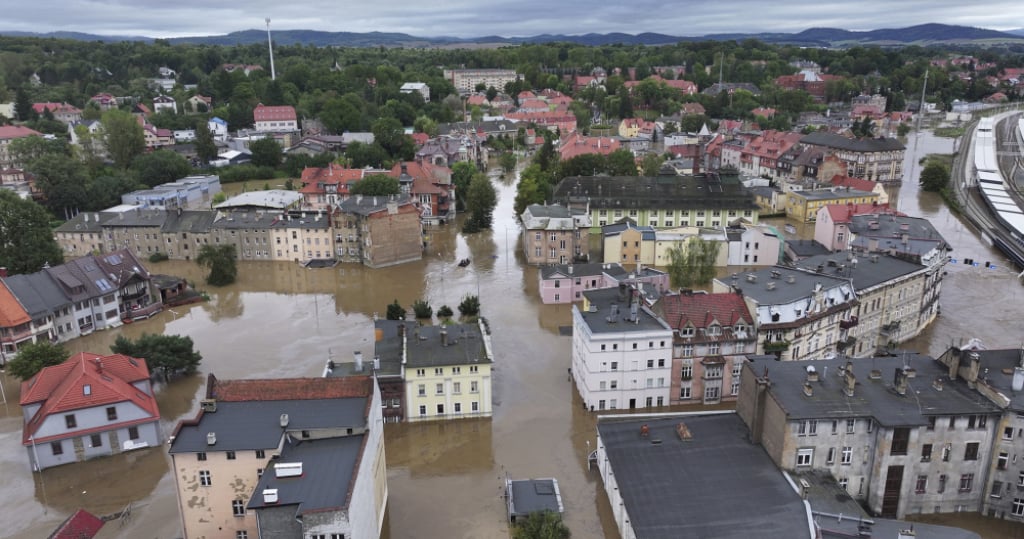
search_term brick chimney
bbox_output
[843,361,856,397]
[894,367,908,396]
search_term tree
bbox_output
[512,511,571,539]
[0,190,63,274]
[437,305,454,318]
[110,333,203,380]
[9,135,68,165]
[5,341,69,380]
[666,237,721,289]
[606,149,638,176]
[451,161,476,210]
[498,152,517,173]
[463,173,497,233]
[920,161,950,192]
[412,299,433,319]
[413,115,438,136]
[249,137,282,168]
[131,149,192,187]
[372,117,413,160]
[349,174,400,196]
[14,86,33,122]
[346,141,390,168]
[458,295,480,317]
[486,86,498,102]
[102,109,145,170]
[196,244,237,286]
[641,153,665,176]
[386,299,405,320]
[25,153,90,215]
[194,121,218,165]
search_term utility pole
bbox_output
[266,18,276,81]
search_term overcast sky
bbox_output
[4,1,1023,38]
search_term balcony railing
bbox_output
[127,302,163,320]
[763,340,791,353]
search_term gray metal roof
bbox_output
[169,398,368,453]
[554,174,758,211]
[3,273,68,317]
[539,262,628,280]
[957,348,1024,412]
[578,287,672,335]
[800,131,905,152]
[405,323,490,368]
[792,188,876,201]
[214,189,302,210]
[247,434,363,514]
[508,479,563,518]
[524,204,572,219]
[785,239,831,257]
[598,414,811,539]
[757,355,1000,427]
[848,214,949,249]
[210,211,279,230]
[103,208,167,228]
[327,320,404,379]
[162,210,217,234]
[723,266,852,305]
[336,194,413,216]
[794,253,924,291]
[54,212,115,234]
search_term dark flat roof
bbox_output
[958,348,1024,412]
[247,434,363,514]
[508,478,563,518]
[721,266,853,305]
[405,323,490,368]
[800,131,905,152]
[169,398,367,453]
[794,253,924,291]
[554,174,758,211]
[540,262,628,280]
[579,287,671,334]
[598,414,811,539]
[786,239,831,257]
[757,355,1000,427]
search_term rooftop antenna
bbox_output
[266,18,276,81]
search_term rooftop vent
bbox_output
[746,274,757,283]
[206,432,216,446]
[275,462,303,478]
[280,413,289,428]
[766,281,776,291]
[262,489,279,504]
[786,275,796,284]
[676,422,692,441]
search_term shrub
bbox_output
[458,295,480,316]
[437,305,454,318]
[412,299,433,319]
[148,252,169,263]
[386,299,405,320]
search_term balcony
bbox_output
[763,340,791,353]
[126,302,163,321]
[839,316,859,329]
[836,336,856,352]
[880,322,901,336]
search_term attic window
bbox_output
[707,324,721,336]
[83,384,91,395]
[680,326,695,337]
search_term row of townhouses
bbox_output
[0,249,160,359]
[54,195,423,268]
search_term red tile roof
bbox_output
[32,102,81,115]
[557,131,621,160]
[658,291,753,332]
[388,161,452,196]
[0,125,42,140]
[823,202,899,224]
[0,279,30,327]
[207,375,373,402]
[299,164,366,195]
[51,509,104,539]
[21,353,157,444]
[253,103,297,122]
[830,175,877,193]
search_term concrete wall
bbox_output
[32,400,153,440]
[28,419,160,470]
[173,447,270,539]
[253,503,302,538]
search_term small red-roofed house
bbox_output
[655,291,756,405]
[299,164,368,210]
[20,352,161,470]
[829,174,889,205]
[32,102,83,124]
[814,201,898,251]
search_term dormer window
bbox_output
[680,326,695,338]
[707,324,721,336]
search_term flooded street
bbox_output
[2,130,1023,538]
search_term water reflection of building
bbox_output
[168,375,387,539]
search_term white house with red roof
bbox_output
[31,102,83,124]
[20,352,161,471]
[253,103,298,132]
[558,131,622,161]
[0,125,43,170]
[299,164,370,210]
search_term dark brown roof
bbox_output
[206,374,373,402]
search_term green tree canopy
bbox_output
[110,333,203,380]
[249,137,282,168]
[0,190,63,274]
[512,511,571,539]
[131,149,192,187]
[101,109,145,170]
[193,121,218,165]
[26,153,90,215]
[5,341,69,380]
[463,173,498,233]
[920,161,950,192]
[667,237,721,289]
[349,174,400,196]
[386,299,405,320]
[458,295,480,317]
[196,244,238,286]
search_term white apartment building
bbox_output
[572,285,673,411]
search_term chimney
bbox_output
[207,432,217,445]
[843,361,856,397]
[354,351,364,372]
[805,365,819,383]
[894,368,908,396]
[440,329,448,347]
[568,265,574,275]
[966,351,981,388]
[375,327,384,341]
[932,377,944,391]
[803,382,813,397]
[750,366,772,445]
[374,356,381,370]
[948,347,962,381]
[279,413,289,428]
[0,267,7,278]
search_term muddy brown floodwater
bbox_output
[3,137,1023,538]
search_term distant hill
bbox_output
[1,23,1022,48]
[1009,28,1024,37]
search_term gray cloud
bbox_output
[3,1,1022,38]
